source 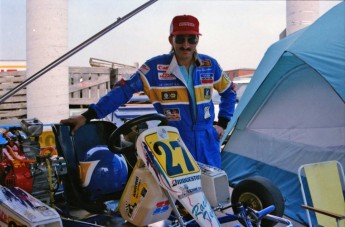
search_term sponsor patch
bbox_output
[172,175,201,186]
[200,73,214,84]
[157,64,169,71]
[152,200,170,215]
[139,64,150,74]
[162,91,177,100]
[158,72,175,80]
[164,108,181,121]
[223,72,230,82]
[204,88,211,99]
[157,127,169,140]
[204,106,211,119]
[178,185,202,199]
[114,78,127,87]
[201,59,212,67]
[124,176,147,218]
[179,22,195,27]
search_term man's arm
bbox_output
[60,72,144,133]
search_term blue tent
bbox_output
[221,2,345,224]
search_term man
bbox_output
[61,15,236,168]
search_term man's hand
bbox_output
[213,125,224,140]
[60,115,87,135]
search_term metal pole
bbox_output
[0,0,158,104]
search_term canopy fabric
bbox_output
[221,2,345,224]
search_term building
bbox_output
[0,60,26,72]
[225,68,255,81]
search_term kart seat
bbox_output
[52,121,134,213]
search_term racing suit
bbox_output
[82,52,237,168]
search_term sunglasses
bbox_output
[174,35,198,44]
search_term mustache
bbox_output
[179,47,192,51]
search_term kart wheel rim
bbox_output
[238,192,263,210]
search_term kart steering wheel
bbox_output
[108,113,168,154]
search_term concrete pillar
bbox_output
[286,0,319,36]
[26,0,69,124]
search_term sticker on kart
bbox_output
[142,127,200,178]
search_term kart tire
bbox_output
[231,176,285,227]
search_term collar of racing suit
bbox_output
[166,52,201,83]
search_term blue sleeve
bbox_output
[89,72,144,118]
[211,58,237,124]
[218,82,237,122]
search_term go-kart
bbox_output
[0,114,293,227]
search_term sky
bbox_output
[0,0,342,71]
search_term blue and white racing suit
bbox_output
[83,52,237,168]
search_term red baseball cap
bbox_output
[170,15,202,36]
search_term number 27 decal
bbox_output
[144,131,200,178]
